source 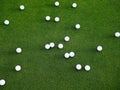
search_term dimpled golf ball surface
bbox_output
[54,1,59,7]
[115,32,120,37]
[69,52,75,57]
[45,44,50,50]
[0,79,6,86]
[97,46,103,52]
[16,48,22,53]
[50,42,55,48]
[4,20,9,25]
[58,44,63,49]
[64,36,70,42]
[64,53,70,59]
[85,65,91,71]
[76,64,82,70]
[20,5,25,10]
[45,16,51,21]
[15,65,21,71]
[54,17,60,22]
[72,3,77,8]
[75,24,80,29]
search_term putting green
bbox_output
[0,0,120,90]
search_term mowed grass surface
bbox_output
[0,0,120,90]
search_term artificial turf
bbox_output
[0,0,120,90]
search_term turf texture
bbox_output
[0,0,120,90]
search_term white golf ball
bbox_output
[0,79,6,86]
[45,44,50,50]
[76,64,82,70]
[115,32,120,37]
[54,17,60,22]
[58,43,63,49]
[64,53,70,59]
[20,5,25,10]
[69,52,75,57]
[16,48,22,53]
[45,16,51,21]
[64,36,70,42]
[15,65,21,71]
[97,46,103,52]
[85,65,91,71]
[54,1,59,7]
[75,24,80,29]
[4,20,9,25]
[50,42,55,48]
[72,3,77,8]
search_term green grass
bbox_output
[0,0,120,90]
